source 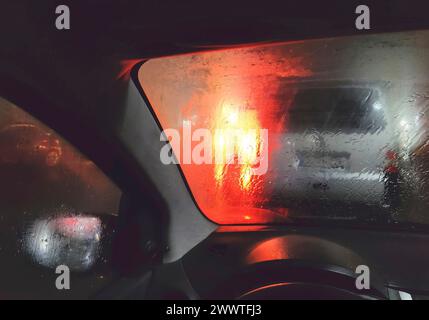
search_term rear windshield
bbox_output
[138,30,429,227]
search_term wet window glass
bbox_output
[139,29,429,226]
[287,86,385,133]
[0,97,122,299]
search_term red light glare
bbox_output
[139,43,312,224]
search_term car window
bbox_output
[0,96,122,299]
[287,86,385,133]
[138,29,429,227]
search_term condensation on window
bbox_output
[139,29,429,226]
[0,97,121,298]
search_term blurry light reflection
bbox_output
[24,214,102,271]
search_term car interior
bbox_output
[2,1,429,301]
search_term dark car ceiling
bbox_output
[0,0,429,208]
[2,0,429,117]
